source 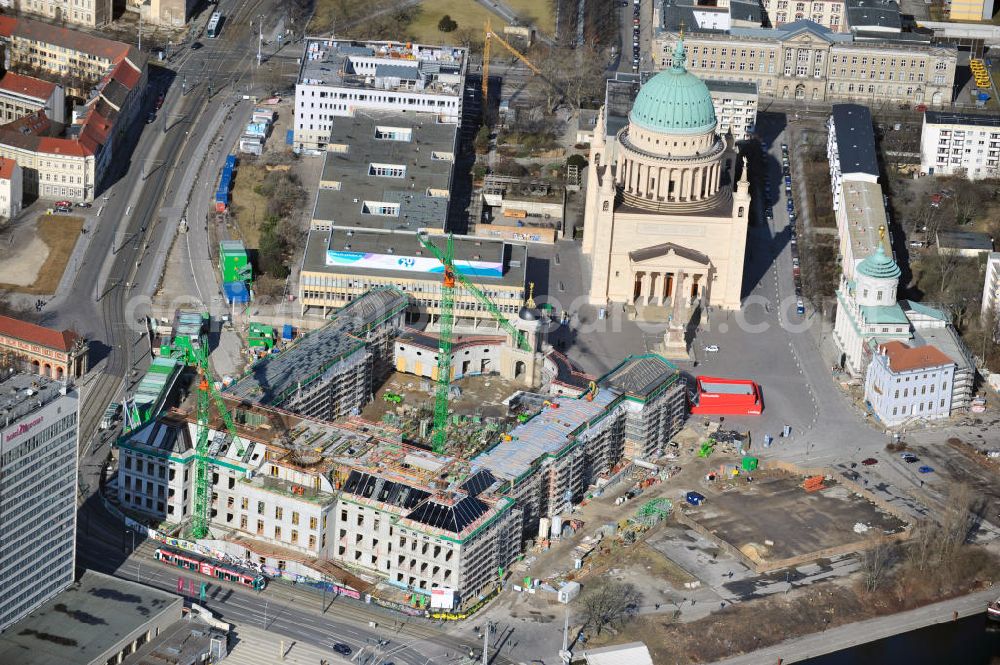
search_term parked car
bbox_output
[55,200,71,208]
[918,465,934,474]
[796,299,805,314]
[703,344,720,353]
[75,201,92,208]
[902,453,919,463]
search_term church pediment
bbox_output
[629,242,711,267]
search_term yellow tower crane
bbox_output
[483,20,558,111]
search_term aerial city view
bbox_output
[1,0,1000,663]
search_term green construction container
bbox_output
[741,456,759,472]
[219,240,251,283]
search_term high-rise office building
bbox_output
[0,371,78,631]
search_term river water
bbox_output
[800,614,1000,665]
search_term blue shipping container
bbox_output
[223,281,250,304]
[685,491,705,506]
[286,129,294,145]
[282,324,293,341]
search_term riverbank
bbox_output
[709,587,998,665]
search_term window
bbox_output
[291,530,299,544]
[240,515,248,529]
[368,163,406,178]
[275,506,283,520]
[257,519,265,535]
[362,201,399,216]
[292,511,299,525]
[309,534,317,548]
[275,526,282,539]
[310,516,318,530]
[257,501,265,514]
[241,497,248,510]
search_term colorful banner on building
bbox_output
[325,250,503,278]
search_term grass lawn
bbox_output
[409,0,508,43]
[0,214,84,294]
[501,0,555,34]
[230,162,267,248]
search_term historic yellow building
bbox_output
[583,41,750,315]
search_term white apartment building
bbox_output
[983,252,1000,319]
[0,157,22,219]
[294,39,467,152]
[920,112,1000,179]
[0,372,78,631]
[654,21,956,105]
[865,341,955,427]
[0,72,65,125]
[0,0,113,27]
[765,0,848,31]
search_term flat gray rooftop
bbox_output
[314,111,456,231]
[0,372,67,431]
[298,38,465,94]
[0,571,182,665]
[601,354,680,398]
[227,287,408,404]
[301,229,528,288]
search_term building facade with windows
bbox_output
[0,373,78,631]
[920,112,1000,179]
[0,0,113,27]
[0,156,22,219]
[652,20,956,105]
[0,16,148,201]
[983,252,1000,319]
[864,341,955,427]
[764,0,848,31]
[0,315,88,379]
[0,72,64,124]
[293,39,466,152]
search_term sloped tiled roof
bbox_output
[0,315,80,352]
[879,341,954,372]
[0,71,56,101]
[0,157,18,180]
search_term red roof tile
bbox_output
[0,71,56,101]
[879,341,954,372]
[9,16,130,63]
[0,16,17,38]
[0,315,80,352]
[0,157,18,180]
[109,59,141,90]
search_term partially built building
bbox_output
[226,287,407,421]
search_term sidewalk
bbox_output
[708,587,997,665]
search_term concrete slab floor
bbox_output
[361,371,522,423]
[684,473,908,563]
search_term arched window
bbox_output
[738,206,745,218]
[602,200,610,212]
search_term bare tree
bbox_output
[860,532,895,593]
[579,580,642,636]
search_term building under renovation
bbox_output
[116,403,520,606]
[226,287,407,421]
[473,355,686,538]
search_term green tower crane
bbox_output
[190,350,244,539]
[417,233,533,454]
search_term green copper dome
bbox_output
[857,244,901,280]
[629,41,716,135]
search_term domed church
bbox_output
[582,40,750,316]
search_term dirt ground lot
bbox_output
[362,370,522,422]
[0,214,83,294]
[688,474,908,563]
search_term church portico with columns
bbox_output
[583,40,750,320]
